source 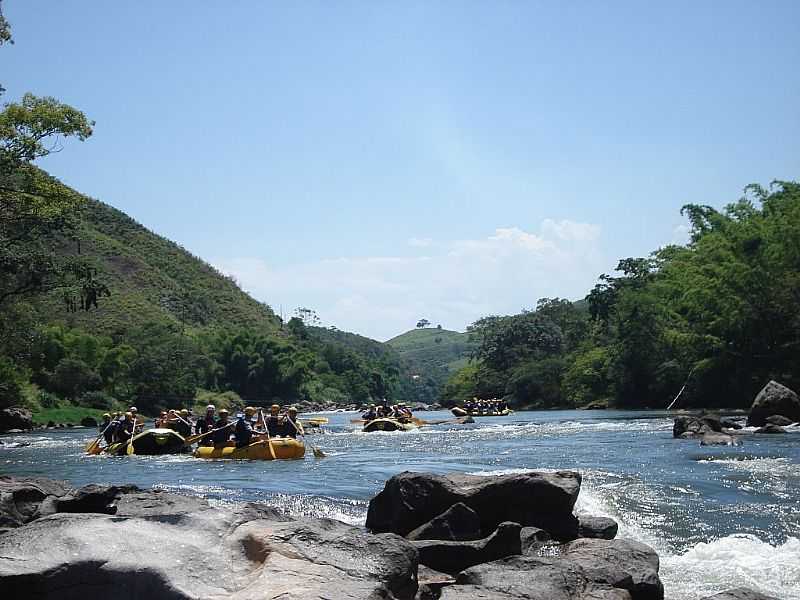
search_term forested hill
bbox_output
[387,327,475,404]
[1,173,416,415]
[38,196,281,335]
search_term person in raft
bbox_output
[171,409,192,437]
[212,409,232,445]
[282,406,303,438]
[264,404,283,437]
[115,412,136,443]
[362,404,377,421]
[195,405,216,446]
[233,407,258,447]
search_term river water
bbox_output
[2,409,799,599]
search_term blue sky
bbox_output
[3,1,799,340]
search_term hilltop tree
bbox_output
[416,319,430,328]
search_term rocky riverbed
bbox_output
[0,471,781,600]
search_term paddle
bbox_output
[85,420,115,455]
[259,410,276,460]
[285,414,325,458]
[183,422,233,446]
[125,420,136,456]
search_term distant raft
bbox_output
[450,407,514,418]
[193,437,305,460]
[362,418,418,433]
[104,428,186,456]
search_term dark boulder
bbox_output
[747,380,800,427]
[673,415,722,438]
[0,476,73,528]
[700,588,781,600]
[407,502,482,541]
[366,470,581,541]
[416,565,456,600]
[765,414,793,427]
[79,416,98,427]
[700,432,743,446]
[0,407,33,433]
[578,515,619,539]
[46,420,56,428]
[412,521,521,574]
[720,418,743,430]
[561,538,663,600]
[449,542,661,600]
[754,424,786,434]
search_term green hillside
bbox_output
[386,327,476,403]
[38,196,280,335]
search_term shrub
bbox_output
[79,390,116,410]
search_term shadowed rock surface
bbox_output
[406,502,481,541]
[412,521,521,573]
[765,414,793,426]
[0,407,34,433]
[366,470,581,540]
[754,424,786,434]
[578,515,619,539]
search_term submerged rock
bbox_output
[765,414,793,427]
[700,432,743,446]
[673,415,723,438]
[366,470,581,541]
[700,588,781,600]
[578,515,619,539]
[747,380,800,427]
[754,424,786,434]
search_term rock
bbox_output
[754,424,786,434]
[747,380,800,427]
[0,482,420,599]
[448,549,657,600]
[700,432,743,446]
[367,471,581,541]
[765,414,793,427]
[673,415,723,438]
[561,538,663,600]
[412,521,522,574]
[578,515,619,539]
[416,565,456,599]
[407,502,482,541]
[520,526,552,554]
[0,476,73,528]
[46,420,55,428]
[79,416,98,427]
[700,588,781,600]
[0,407,33,433]
[720,419,743,430]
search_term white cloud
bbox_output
[214,219,606,341]
[671,224,691,245]
[408,237,433,248]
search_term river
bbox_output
[2,409,799,599]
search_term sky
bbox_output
[3,1,799,340]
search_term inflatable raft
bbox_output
[105,428,186,456]
[451,407,514,418]
[362,418,417,432]
[193,437,305,460]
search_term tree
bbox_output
[416,319,430,328]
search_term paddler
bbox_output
[195,404,216,446]
[212,409,232,445]
[174,409,192,437]
[282,406,303,438]
[264,404,282,437]
[115,412,135,443]
[234,408,255,448]
[362,404,377,421]
[99,413,114,444]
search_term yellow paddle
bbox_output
[125,422,136,456]
[257,409,276,460]
[85,420,115,455]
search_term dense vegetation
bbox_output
[387,327,475,404]
[443,182,800,410]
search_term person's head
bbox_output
[102,413,111,421]
[160,411,167,418]
[270,404,280,416]
[168,409,176,416]
[206,404,215,415]
[244,406,256,417]
[129,406,138,414]
[180,409,189,417]
[124,411,133,421]
[288,406,298,417]
[218,409,229,420]
[370,404,375,409]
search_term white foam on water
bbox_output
[662,535,800,600]
[577,480,800,599]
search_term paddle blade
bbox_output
[312,447,326,458]
[85,440,100,455]
[126,439,135,455]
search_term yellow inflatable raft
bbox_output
[193,437,305,460]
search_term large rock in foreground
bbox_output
[747,380,800,427]
[0,476,419,599]
[0,407,33,433]
[366,470,581,541]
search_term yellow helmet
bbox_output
[180,409,189,416]
[219,409,229,416]
[244,406,256,416]
[102,413,111,419]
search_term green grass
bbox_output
[31,406,106,425]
